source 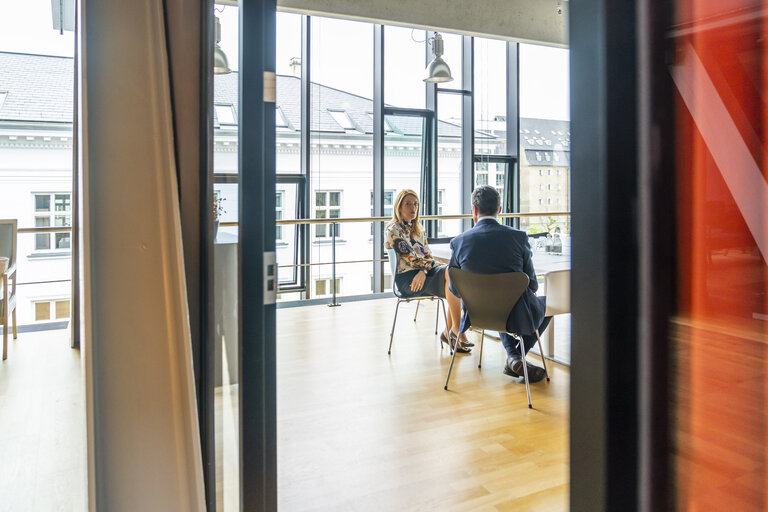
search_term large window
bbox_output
[34,192,71,251]
[519,44,570,240]
[276,12,302,174]
[384,26,426,109]
[474,38,507,155]
[437,90,463,237]
[309,17,373,297]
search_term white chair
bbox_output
[541,269,570,358]
[386,248,447,355]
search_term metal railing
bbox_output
[222,211,571,305]
[16,211,571,305]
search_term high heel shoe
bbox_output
[440,330,471,353]
[441,329,474,347]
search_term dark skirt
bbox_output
[394,265,447,298]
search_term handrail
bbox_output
[14,212,571,231]
[221,211,571,227]
[17,226,72,234]
[15,212,570,305]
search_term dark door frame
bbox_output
[239,0,277,509]
[570,0,644,510]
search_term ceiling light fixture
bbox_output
[213,16,231,75]
[423,33,453,83]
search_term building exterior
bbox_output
[0,51,571,321]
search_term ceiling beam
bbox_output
[217,0,569,47]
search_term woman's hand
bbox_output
[410,270,426,292]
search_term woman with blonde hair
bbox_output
[385,189,471,352]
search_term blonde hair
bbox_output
[388,189,423,238]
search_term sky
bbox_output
[0,2,570,121]
[0,0,74,56]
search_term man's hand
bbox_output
[410,270,426,292]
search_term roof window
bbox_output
[276,107,289,128]
[329,110,355,130]
[215,104,236,125]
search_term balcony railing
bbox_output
[14,211,570,308]
[223,211,571,304]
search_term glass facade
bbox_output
[518,43,570,256]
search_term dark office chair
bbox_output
[386,249,448,355]
[446,268,549,408]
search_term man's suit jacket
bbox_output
[448,217,546,336]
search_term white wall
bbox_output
[0,138,73,325]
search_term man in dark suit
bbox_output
[448,185,551,382]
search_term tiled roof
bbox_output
[216,73,468,138]
[0,52,74,123]
[0,52,562,147]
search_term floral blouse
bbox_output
[385,221,440,274]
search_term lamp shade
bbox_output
[424,56,453,83]
[423,32,453,83]
[214,45,231,75]
[214,16,231,75]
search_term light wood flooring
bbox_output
[0,299,570,511]
[0,328,85,512]
[276,298,569,511]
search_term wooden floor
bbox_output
[0,299,570,511]
[276,299,569,511]
[0,328,85,512]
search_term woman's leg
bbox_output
[444,273,468,342]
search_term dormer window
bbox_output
[215,104,236,125]
[276,107,289,129]
[329,110,355,130]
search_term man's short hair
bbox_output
[472,185,500,216]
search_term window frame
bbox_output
[32,192,72,253]
[313,190,342,239]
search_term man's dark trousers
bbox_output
[500,316,552,358]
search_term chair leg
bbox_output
[438,299,449,349]
[11,308,16,340]
[534,329,550,381]
[433,299,440,335]
[478,330,485,369]
[444,332,459,390]
[517,335,533,408]
[388,300,403,355]
[2,282,7,360]
[413,301,420,322]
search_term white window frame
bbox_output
[370,189,395,235]
[32,298,71,322]
[314,277,342,297]
[276,107,289,129]
[33,192,72,252]
[328,110,356,130]
[437,189,445,236]
[276,191,285,241]
[215,104,236,125]
[314,190,341,239]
